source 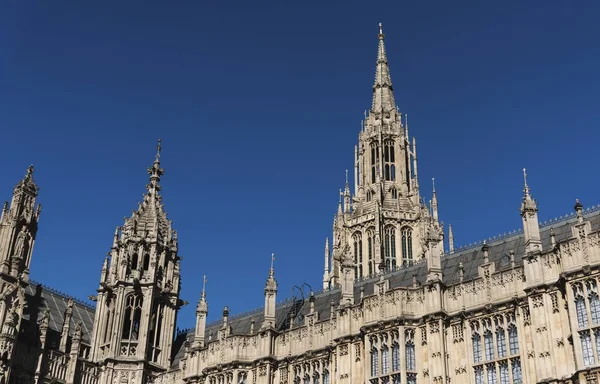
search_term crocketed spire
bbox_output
[371,23,396,114]
[122,139,174,244]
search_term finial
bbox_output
[201,275,207,299]
[432,177,436,193]
[26,164,34,178]
[378,22,384,39]
[339,189,342,203]
[345,169,349,185]
[156,138,162,162]
[270,253,275,276]
[523,168,530,196]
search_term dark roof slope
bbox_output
[22,281,96,343]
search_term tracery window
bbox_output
[370,331,406,383]
[122,294,143,341]
[587,280,600,325]
[471,315,521,384]
[384,227,396,272]
[401,227,413,266]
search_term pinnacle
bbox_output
[371,24,396,114]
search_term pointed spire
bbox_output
[448,224,455,254]
[520,168,537,214]
[431,178,439,222]
[371,23,396,114]
[323,237,330,289]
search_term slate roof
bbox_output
[22,281,96,344]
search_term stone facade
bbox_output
[0,25,599,384]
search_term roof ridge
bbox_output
[447,203,600,256]
[28,279,95,310]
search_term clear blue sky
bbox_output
[1,1,598,329]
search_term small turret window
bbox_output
[353,233,363,279]
[131,253,139,270]
[143,253,150,271]
[366,190,373,202]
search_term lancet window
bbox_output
[353,233,363,278]
[370,142,379,184]
[131,253,139,270]
[571,280,600,367]
[471,314,521,384]
[367,229,374,277]
[401,227,413,266]
[148,303,164,363]
[383,140,395,181]
[102,299,114,345]
[384,226,396,272]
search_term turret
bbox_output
[193,276,208,348]
[89,140,183,383]
[520,168,542,254]
[262,254,277,329]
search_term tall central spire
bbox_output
[371,23,396,114]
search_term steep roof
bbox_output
[22,281,96,344]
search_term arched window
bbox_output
[401,227,413,266]
[313,373,319,384]
[391,187,398,199]
[122,294,143,341]
[587,280,600,325]
[384,227,396,272]
[131,253,139,270]
[143,253,150,271]
[323,370,329,384]
[366,190,373,202]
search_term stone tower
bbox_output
[324,24,442,288]
[89,141,183,384]
[0,166,41,383]
[0,165,41,280]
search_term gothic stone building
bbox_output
[0,26,599,384]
